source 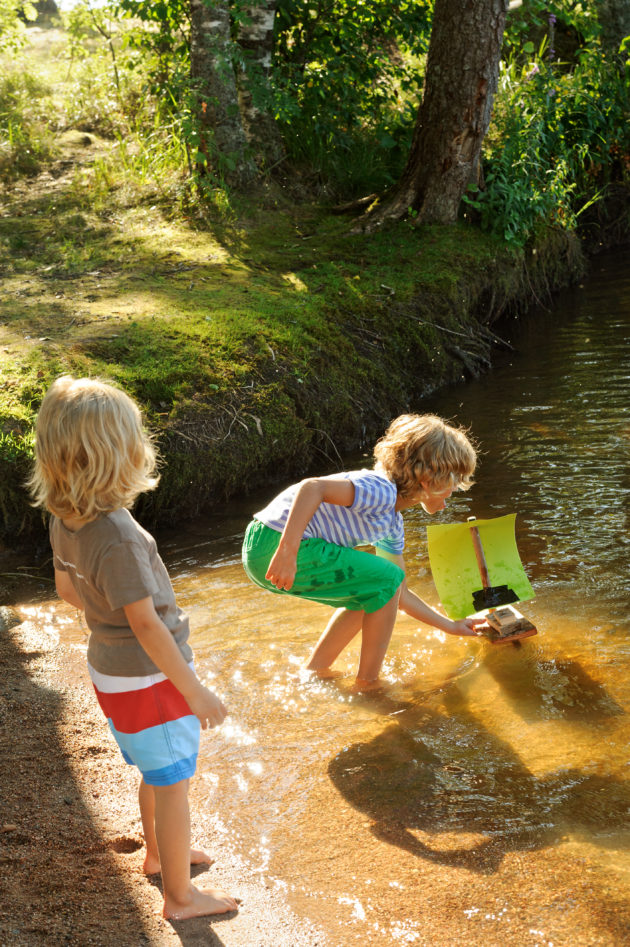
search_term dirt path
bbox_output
[0,605,326,946]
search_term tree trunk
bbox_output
[360,0,508,232]
[237,1,285,167]
[599,0,630,56]
[33,1,60,23]
[189,0,256,187]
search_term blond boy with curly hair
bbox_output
[30,376,238,921]
[242,414,484,688]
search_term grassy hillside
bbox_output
[0,23,591,549]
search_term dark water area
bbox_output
[421,244,630,629]
[18,244,630,945]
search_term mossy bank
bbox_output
[0,143,592,553]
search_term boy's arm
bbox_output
[55,568,85,610]
[377,551,484,637]
[123,596,227,728]
[265,476,355,591]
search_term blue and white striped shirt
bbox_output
[254,469,405,555]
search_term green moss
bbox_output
[0,161,588,547]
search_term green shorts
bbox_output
[242,519,404,614]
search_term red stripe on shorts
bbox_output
[93,677,193,733]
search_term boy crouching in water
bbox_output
[242,414,485,689]
[29,376,238,921]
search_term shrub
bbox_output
[466,32,630,247]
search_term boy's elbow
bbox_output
[55,573,80,607]
[125,604,163,643]
[127,614,158,641]
[298,476,321,491]
[297,477,326,503]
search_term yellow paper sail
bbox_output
[426,514,534,620]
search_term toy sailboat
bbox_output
[426,513,537,645]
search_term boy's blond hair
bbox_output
[373,413,476,498]
[29,376,159,520]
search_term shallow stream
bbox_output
[20,245,630,945]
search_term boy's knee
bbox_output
[152,778,189,797]
[389,583,403,605]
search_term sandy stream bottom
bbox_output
[2,600,630,947]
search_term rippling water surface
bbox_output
[37,247,630,944]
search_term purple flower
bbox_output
[549,13,557,25]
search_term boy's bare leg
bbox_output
[139,778,214,876]
[355,589,401,684]
[154,780,238,920]
[306,607,364,672]
[139,778,161,874]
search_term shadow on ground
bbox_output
[0,607,158,945]
[329,657,630,878]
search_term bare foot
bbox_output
[144,848,214,876]
[143,852,161,875]
[191,847,214,867]
[163,884,238,920]
[351,676,383,693]
[311,667,344,681]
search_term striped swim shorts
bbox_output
[88,663,201,787]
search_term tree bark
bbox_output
[236,1,285,167]
[190,0,256,187]
[599,0,630,57]
[360,0,508,231]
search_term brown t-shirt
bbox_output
[50,508,194,677]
